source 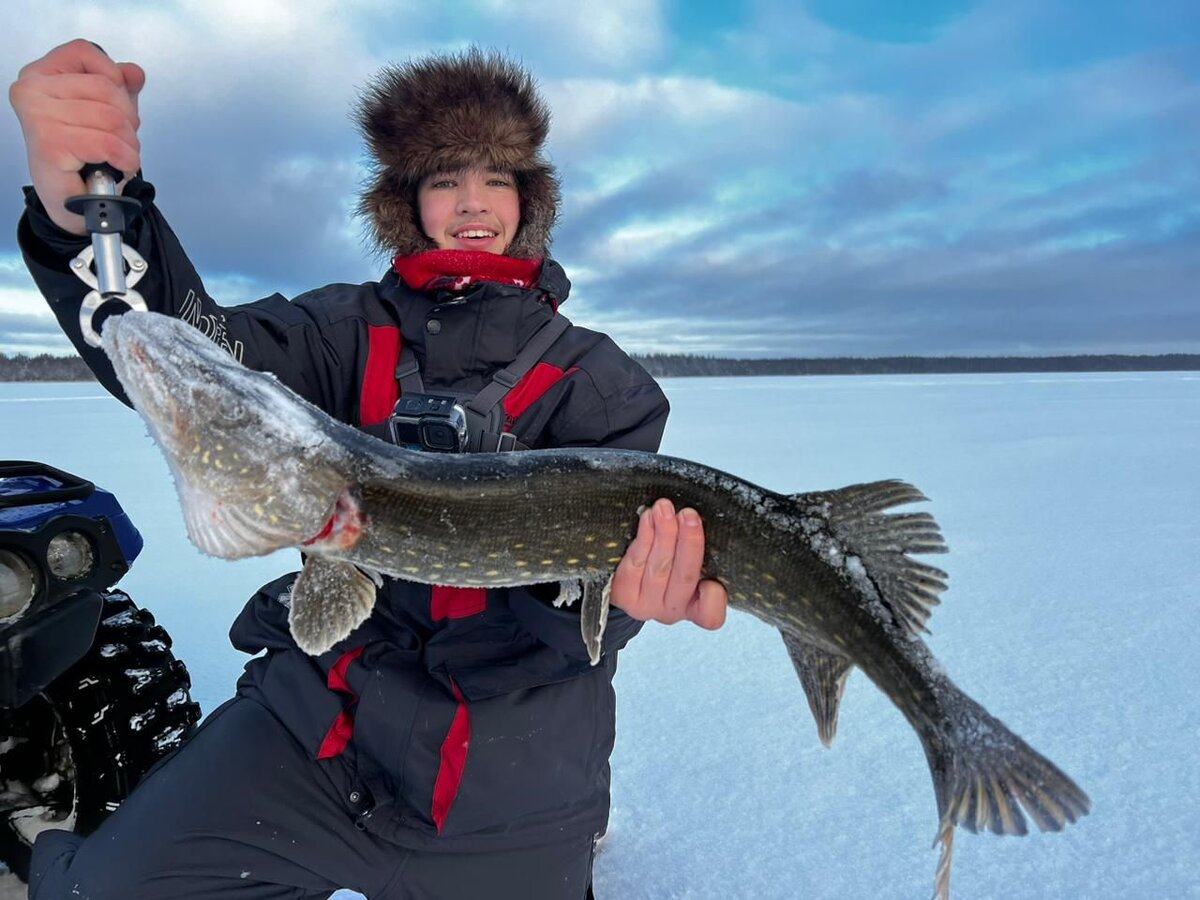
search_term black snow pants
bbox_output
[27,697,596,899]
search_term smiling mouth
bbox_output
[453,229,498,240]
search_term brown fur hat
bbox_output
[355,47,561,260]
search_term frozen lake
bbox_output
[2,371,1197,899]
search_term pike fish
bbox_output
[102,311,1089,898]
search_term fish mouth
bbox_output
[102,314,192,452]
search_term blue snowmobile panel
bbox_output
[0,462,143,568]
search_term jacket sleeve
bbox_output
[17,178,358,417]
[505,349,670,660]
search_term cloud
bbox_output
[471,0,667,69]
[2,0,1196,358]
[533,5,1199,356]
[0,253,76,353]
[803,0,980,44]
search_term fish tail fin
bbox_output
[920,692,1091,898]
[931,818,954,900]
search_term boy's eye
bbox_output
[432,178,455,189]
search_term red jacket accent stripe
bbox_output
[431,679,471,833]
[317,711,356,760]
[317,646,366,759]
[360,325,402,426]
[431,586,488,621]
[327,646,365,694]
[503,362,578,426]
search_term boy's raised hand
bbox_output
[9,39,145,235]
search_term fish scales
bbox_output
[348,451,817,597]
[346,451,938,688]
[352,448,970,738]
[101,311,1090,900]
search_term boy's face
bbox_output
[418,167,521,255]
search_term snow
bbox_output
[2,372,1198,899]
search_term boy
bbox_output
[11,40,726,899]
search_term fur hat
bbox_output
[355,47,561,260]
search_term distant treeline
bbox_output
[3,351,1200,382]
[0,353,92,381]
[632,353,1200,377]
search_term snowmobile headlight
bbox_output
[0,548,39,620]
[46,531,96,581]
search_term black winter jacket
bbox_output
[18,178,670,851]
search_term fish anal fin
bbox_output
[289,556,378,655]
[793,480,949,638]
[781,631,854,747]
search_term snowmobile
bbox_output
[0,460,200,881]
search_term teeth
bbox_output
[457,230,496,239]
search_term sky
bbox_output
[2,370,1196,897]
[1,0,1198,359]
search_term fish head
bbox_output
[101,312,351,560]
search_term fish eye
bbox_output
[214,401,248,425]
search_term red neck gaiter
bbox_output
[392,250,543,293]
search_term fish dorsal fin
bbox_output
[781,631,854,747]
[794,480,949,637]
[289,556,378,655]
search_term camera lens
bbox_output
[421,421,459,452]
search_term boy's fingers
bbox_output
[609,508,653,616]
[688,580,728,630]
[623,507,653,572]
[24,39,126,87]
[118,61,145,117]
[49,122,140,178]
[662,508,705,621]
[640,499,678,617]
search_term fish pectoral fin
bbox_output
[289,556,378,656]
[359,565,384,589]
[554,579,583,609]
[794,480,949,637]
[554,578,608,665]
[780,631,854,747]
[579,577,612,667]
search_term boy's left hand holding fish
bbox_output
[611,497,728,630]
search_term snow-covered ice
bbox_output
[1,372,1197,899]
